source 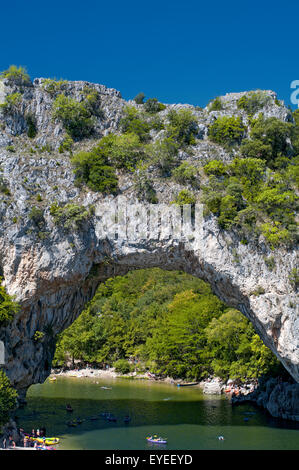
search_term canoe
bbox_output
[146,437,167,444]
[177,382,198,387]
[66,421,77,427]
[31,437,60,445]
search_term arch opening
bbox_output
[52,266,287,386]
[2,241,296,398]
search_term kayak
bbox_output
[177,382,198,387]
[66,421,77,427]
[31,437,60,445]
[146,437,167,444]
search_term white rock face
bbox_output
[203,381,222,395]
[0,79,297,395]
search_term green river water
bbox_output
[15,376,299,450]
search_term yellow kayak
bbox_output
[31,437,60,445]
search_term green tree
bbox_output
[172,162,199,187]
[0,65,31,86]
[205,309,280,380]
[172,189,196,206]
[145,290,225,379]
[71,145,118,193]
[113,359,132,374]
[0,93,22,114]
[119,106,151,142]
[0,370,18,426]
[166,109,198,146]
[208,116,245,146]
[204,160,226,176]
[144,98,166,114]
[240,139,273,162]
[0,278,20,325]
[49,203,94,230]
[52,94,95,139]
[250,116,293,161]
[96,133,143,171]
[133,92,145,104]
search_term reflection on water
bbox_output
[15,376,299,450]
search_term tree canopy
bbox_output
[54,268,282,382]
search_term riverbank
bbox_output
[50,367,299,422]
[51,367,149,380]
[50,366,257,397]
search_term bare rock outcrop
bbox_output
[232,378,299,421]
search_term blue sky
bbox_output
[1,0,298,108]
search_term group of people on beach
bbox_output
[1,436,16,449]
[1,427,47,449]
[23,428,47,448]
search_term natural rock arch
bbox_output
[0,203,298,397]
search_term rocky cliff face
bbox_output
[232,377,299,421]
[0,77,298,400]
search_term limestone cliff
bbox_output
[0,76,297,402]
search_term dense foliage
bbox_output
[69,100,298,248]
[119,105,163,142]
[0,93,22,114]
[52,88,102,140]
[71,144,118,193]
[0,278,20,325]
[54,269,282,382]
[202,125,298,247]
[208,116,246,146]
[52,95,94,139]
[172,162,199,187]
[165,109,198,146]
[49,202,94,230]
[172,189,196,206]
[0,370,18,427]
[133,92,145,104]
[144,98,166,114]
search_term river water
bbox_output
[15,376,299,450]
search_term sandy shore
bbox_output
[50,368,257,397]
[51,367,150,380]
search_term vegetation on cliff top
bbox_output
[202,114,298,247]
[0,65,297,249]
[0,65,31,86]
